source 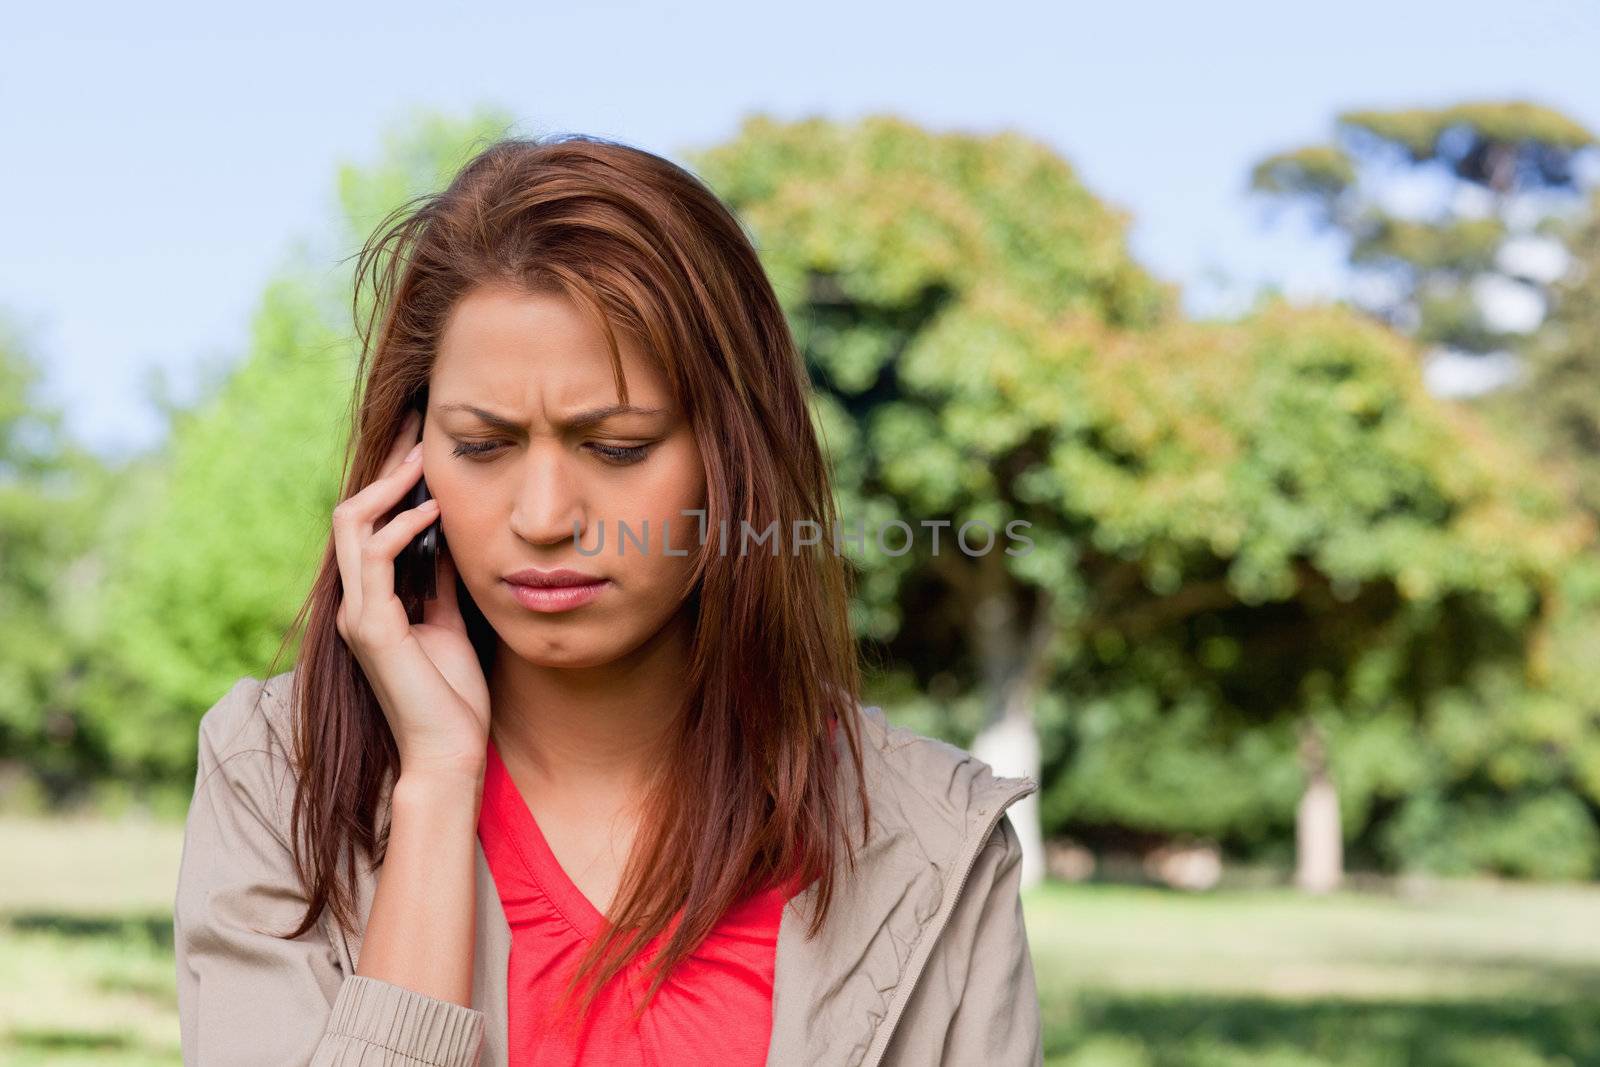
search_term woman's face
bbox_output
[423,283,705,669]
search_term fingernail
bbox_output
[405,442,422,462]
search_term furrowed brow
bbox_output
[434,402,668,433]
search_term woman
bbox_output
[172,133,1042,1066]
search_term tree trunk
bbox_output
[971,701,1045,890]
[1294,715,1343,894]
[967,554,1054,890]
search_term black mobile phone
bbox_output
[393,394,443,623]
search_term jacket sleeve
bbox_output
[884,812,1044,1066]
[173,675,486,1066]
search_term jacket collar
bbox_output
[345,701,1037,1067]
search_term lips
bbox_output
[502,567,611,614]
[503,567,607,588]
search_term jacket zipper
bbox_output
[858,776,1038,1067]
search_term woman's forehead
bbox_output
[432,287,673,410]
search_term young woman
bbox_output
[172,133,1042,1066]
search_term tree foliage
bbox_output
[1250,99,1599,392]
[10,107,1596,877]
[693,114,1595,872]
[0,318,117,797]
[73,106,518,784]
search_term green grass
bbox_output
[0,813,185,1066]
[1029,878,1600,1066]
[3,812,1599,1065]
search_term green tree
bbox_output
[0,316,115,800]
[690,114,1176,885]
[1040,303,1597,886]
[1250,100,1598,398]
[75,106,518,789]
[1485,186,1600,521]
[691,114,1593,888]
[1467,184,1600,879]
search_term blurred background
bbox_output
[6,2,1600,1064]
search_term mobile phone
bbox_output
[393,393,443,623]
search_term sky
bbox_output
[4,0,1599,457]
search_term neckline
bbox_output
[484,736,608,942]
[484,723,828,943]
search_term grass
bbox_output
[1029,877,1600,1066]
[3,812,1598,1065]
[0,813,185,1066]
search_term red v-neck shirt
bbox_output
[476,736,794,1064]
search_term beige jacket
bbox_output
[173,669,1043,1066]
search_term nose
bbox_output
[507,444,590,549]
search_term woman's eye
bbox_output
[586,442,652,465]
[448,439,651,464]
[451,440,502,459]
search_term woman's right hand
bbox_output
[333,408,490,780]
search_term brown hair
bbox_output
[261,132,868,1021]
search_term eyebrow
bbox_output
[434,402,670,433]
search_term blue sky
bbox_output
[5,0,1598,457]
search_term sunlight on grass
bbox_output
[1024,879,1600,1065]
[0,814,185,1066]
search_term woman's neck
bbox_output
[486,611,691,811]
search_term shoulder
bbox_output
[189,666,302,842]
[845,703,1036,849]
[194,667,299,764]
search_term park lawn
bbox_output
[3,812,1600,1066]
[1028,875,1600,1066]
[0,813,186,1066]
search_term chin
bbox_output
[500,627,635,671]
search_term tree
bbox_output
[75,106,518,787]
[1485,185,1600,521]
[689,114,1175,887]
[691,114,1593,889]
[0,316,115,800]
[1249,100,1598,398]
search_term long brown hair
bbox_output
[262,132,869,1021]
